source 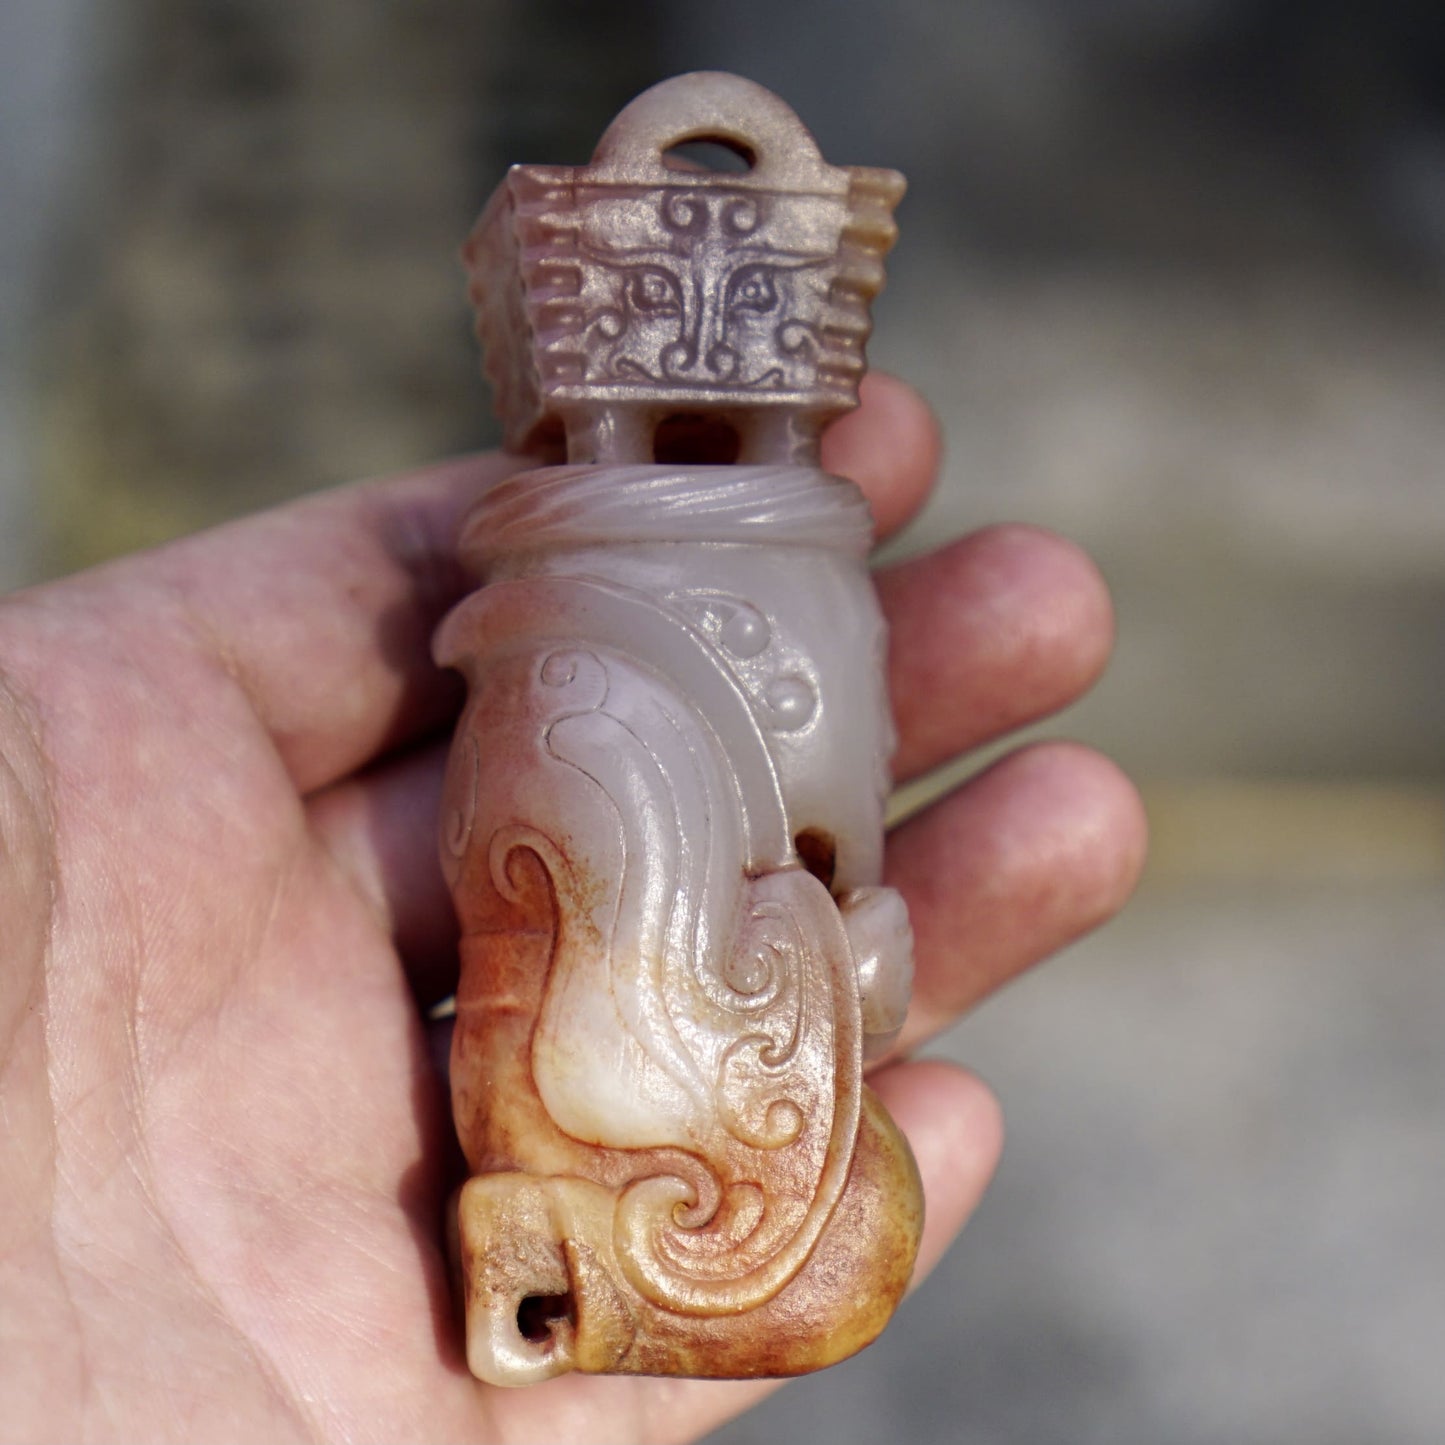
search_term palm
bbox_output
[0,378,1143,1444]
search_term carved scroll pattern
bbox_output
[437,576,862,1318]
[665,589,820,736]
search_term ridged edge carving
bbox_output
[458,463,874,564]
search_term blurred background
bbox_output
[3,1,1444,1440]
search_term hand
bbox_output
[0,376,1145,1444]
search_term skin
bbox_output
[0,374,1146,1444]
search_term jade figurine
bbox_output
[435,71,922,1385]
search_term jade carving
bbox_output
[437,71,922,1385]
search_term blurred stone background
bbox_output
[3,1,1444,1441]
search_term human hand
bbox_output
[0,375,1145,1443]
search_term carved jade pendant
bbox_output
[436,72,922,1385]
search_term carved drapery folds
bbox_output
[440,74,921,1384]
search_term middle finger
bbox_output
[878,521,1115,784]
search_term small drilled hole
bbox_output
[795,829,837,892]
[663,137,755,173]
[516,1291,574,1345]
[653,413,741,465]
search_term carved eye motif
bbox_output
[728,266,777,315]
[628,268,680,316]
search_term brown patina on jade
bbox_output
[437,71,922,1385]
